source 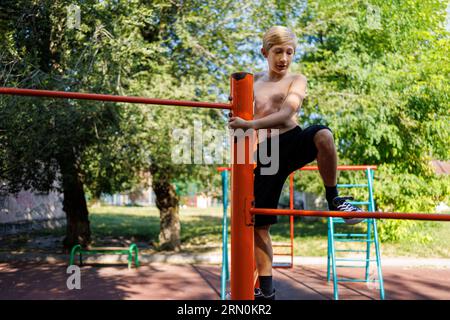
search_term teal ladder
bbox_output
[327,167,385,300]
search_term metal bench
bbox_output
[69,243,139,269]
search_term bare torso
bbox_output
[253,72,301,140]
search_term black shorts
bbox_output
[253,125,332,227]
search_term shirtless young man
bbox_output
[228,26,363,300]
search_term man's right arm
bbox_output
[253,72,264,112]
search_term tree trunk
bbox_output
[58,155,91,251]
[152,176,181,251]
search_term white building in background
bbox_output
[436,202,450,213]
[0,189,65,235]
[100,187,156,206]
[196,194,212,208]
[430,160,450,213]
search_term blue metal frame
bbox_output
[220,170,230,300]
[327,168,385,300]
[367,168,385,299]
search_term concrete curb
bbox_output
[1,252,450,268]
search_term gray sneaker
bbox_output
[329,196,364,225]
[254,288,276,300]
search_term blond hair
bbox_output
[262,26,297,53]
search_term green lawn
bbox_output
[88,205,224,250]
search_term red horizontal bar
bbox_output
[0,87,232,110]
[216,165,377,172]
[250,208,450,221]
[300,165,377,171]
[272,243,292,247]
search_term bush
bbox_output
[374,164,450,242]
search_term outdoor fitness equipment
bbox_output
[216,165,384,300]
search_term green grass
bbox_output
[377,221,450,258]
[88,206,161,242]
[88,205,225,250]
[2,205,450,258]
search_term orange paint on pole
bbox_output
[230,72,255,300]
[289,173,294,267]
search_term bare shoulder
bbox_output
[290,73,307,84]
[254,72,265,82]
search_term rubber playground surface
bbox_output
[1,261,450,300]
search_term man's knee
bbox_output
[255,225,270,233]
[314,129,334,149]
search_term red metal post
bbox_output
[230,72,254,300]
[289,173,294,267]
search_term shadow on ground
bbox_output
[1,260,450,300]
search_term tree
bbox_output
[293,0,450,240]
[110,0,266,250]
[0,0,261,251]
[0,0,149,249]
[296,0,449,173]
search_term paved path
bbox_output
[1,261,450,300]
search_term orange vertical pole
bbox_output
[289,173,294,267]
[230,72,254,300]
[289,174,294,210]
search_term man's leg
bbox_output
[254,225,274,296]
[313,129,337,187]
[313,128,363,222]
